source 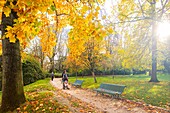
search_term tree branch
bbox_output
[56,13,69,16]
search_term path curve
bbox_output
[50,78,168,113]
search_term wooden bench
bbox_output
[72,80,84,87]
[94,83,126,99]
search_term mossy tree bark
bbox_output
[1,1,26,112]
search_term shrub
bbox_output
[22,55,46,85]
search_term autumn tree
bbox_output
[67,28,84,78]
[68,8,112,82]
[83,34,105,83]
[68,25,105,83]
[116,0,170,82]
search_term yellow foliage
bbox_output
[3,6,11,17]
[102,15,106,19]
[0,1,5,23]
[67,5,111,70]
[96,6,100,11]
[0,0,106,57]
[118,0,136,21]
[47,9,54,15]
[0,1,5,8]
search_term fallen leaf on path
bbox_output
[35,107,39,110]
[23,106,27,110]
[17,108,20,111]
[40,103,43,107]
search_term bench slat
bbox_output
[72,80,84,87]
[100,83,126,92]
[94,83,126,98]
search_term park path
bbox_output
[50,78,168,113]
[50,78,145,113]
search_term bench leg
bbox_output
[114,94,120,99]
[96,92,99,96]
[111,94,117,100]
[117,94,121,99]
[111,95,114,100]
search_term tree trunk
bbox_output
[1,1,26,112]
[40,47,44,69]
[92,71,97,83]
[41,57,43,69]
[149,70,152,76]
[149,1,159,82]
[51,50,55,72]
[76,66,78,80]
[149,22,159,82]
[49,56,55,72]
[1,39,26,112]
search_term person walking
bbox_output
[51,72,54,81]
[62,70,69,89]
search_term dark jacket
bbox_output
[62,73,68,81]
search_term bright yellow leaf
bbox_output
[96,6,100,11]
[9,35,16,43]
[47,9,54,14]
[0,0,5,7]
[3,6,11,17]
[35,107,39,110]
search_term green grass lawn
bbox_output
[69,74,170,109]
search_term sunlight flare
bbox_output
[157,22,170,41]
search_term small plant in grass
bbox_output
[72,102,79,107]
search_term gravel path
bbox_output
[50,78,168,113]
